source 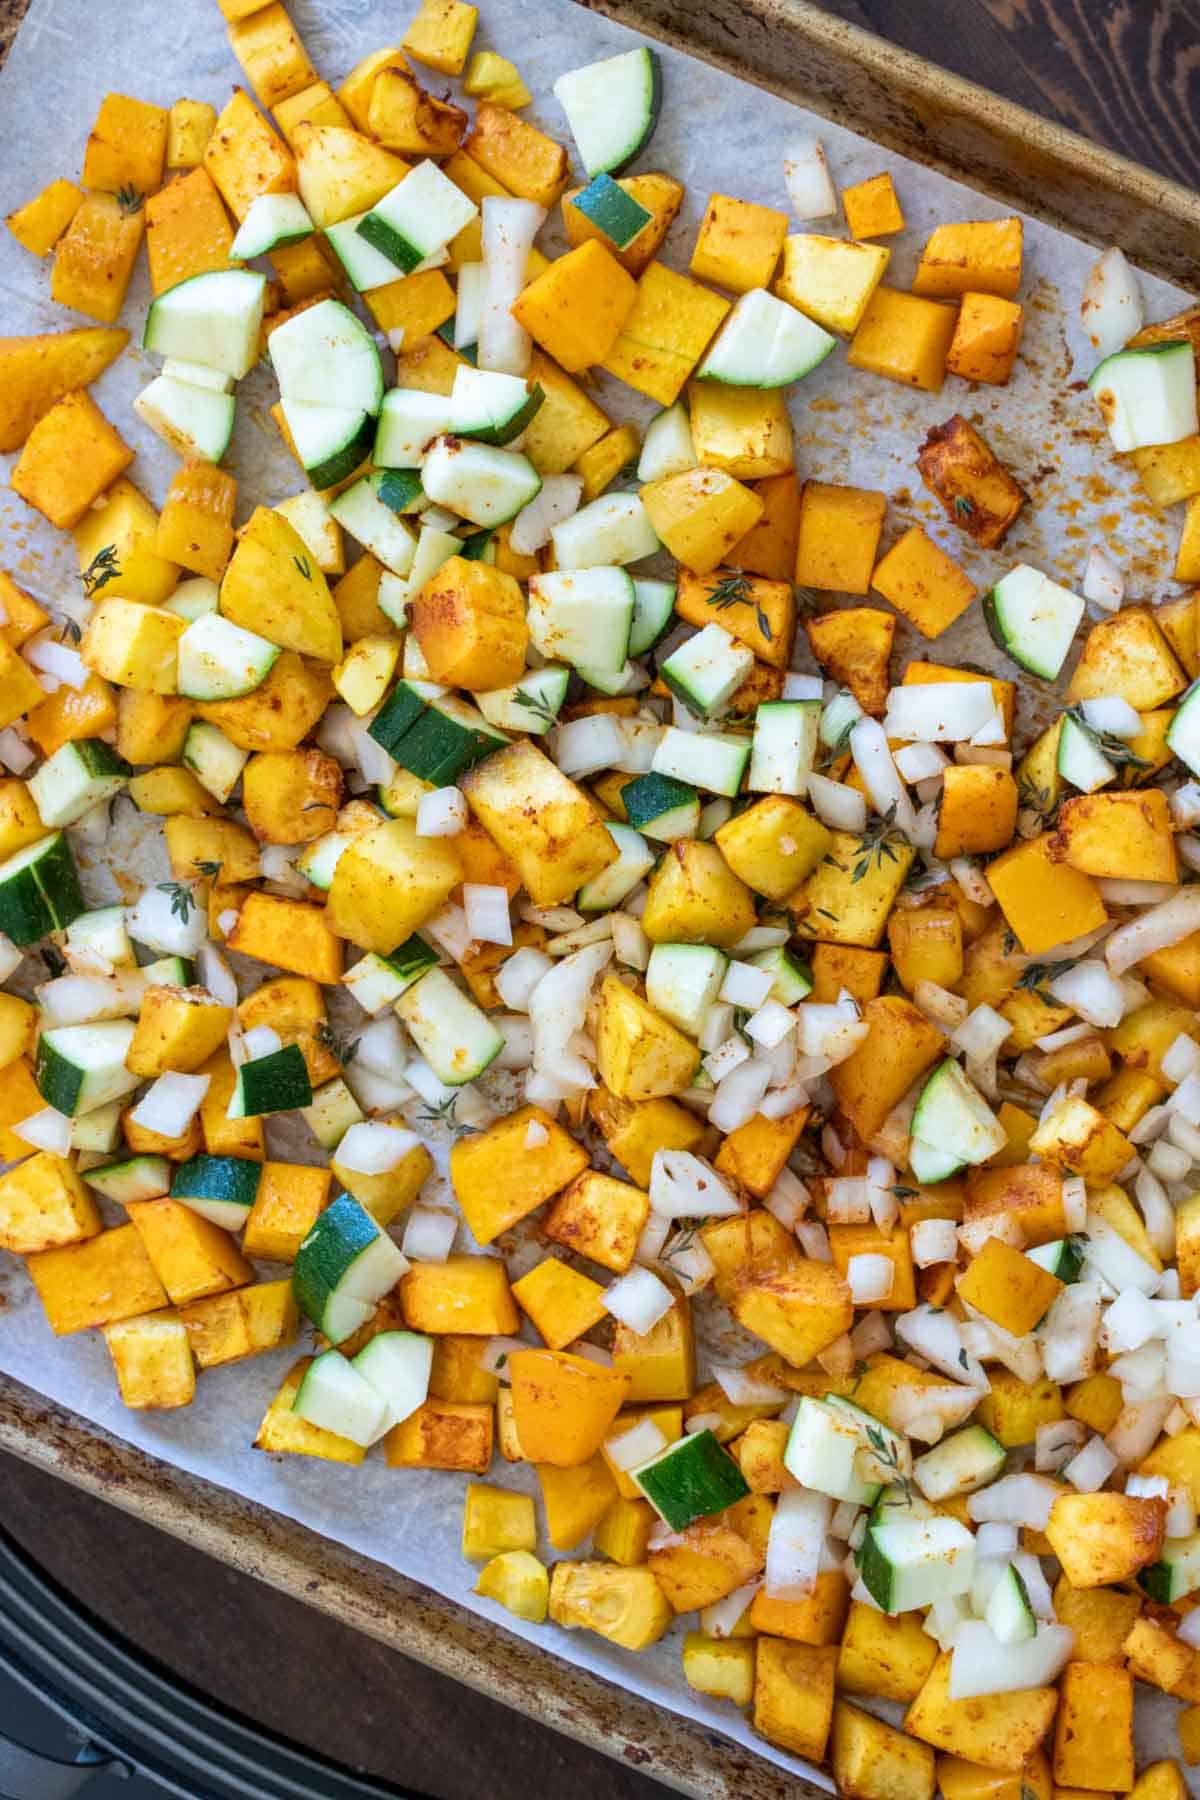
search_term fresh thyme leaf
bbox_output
[958,1347,970,1370]
[56,614,82,645]
[952,494,975,519]
[192,860,223,879]
[864,1423,914,1502]
[512,686,557,725]
[1015,956,1077,1001]
[851,803,905,884]
[40,944,66,977]
[1001,927,1018,957]
[293,554,312,581]
[661,1218,712,1264]
[418,1093,480,1136]
[315,1020,359,1065]
[116,183,144,216]
[815,907,839,922]
[157,881,196,923]
[1066,707,1152,773]
[81,544,121,599]
[703,571,773,642]
[892,1185,918,1200]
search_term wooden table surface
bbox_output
[2,3,1199,1797]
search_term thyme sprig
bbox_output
[116,184,144,216]
[1015,956,1077,1002]
[704,571,773,642]
[865,1422,914,1503]
[81,544,121,599]
[418,1094,480,1136]
[512,686,558,726]
[1067,706,1152,773]
[157,881,196,923]
[851,802,905,883]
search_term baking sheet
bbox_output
[0,0,1194,1782]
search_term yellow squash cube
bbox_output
[1045,1489,1165,1588]
[180,1279,298,1366]
[523,349,610,472]
[688,382,794,480]
[511,1257,607,1351]
[386,1399,494,1473]
[402,1257,515,1337]
[167,99,218,168]
[27,1224,169,1335]
[104,1309,196,1410]
[450,1103,588,1244]
[155,464,236,584]
[574,423,641,502]
[870,524,976,638]
[1052,789,1177,883]
[144,167,235,297]
[957,1236,1062,1335]
[589,1088,705,1188]
[474,1549,549,1621]
[460,740,616,906]
[690,192,788,293]
[912,218,1023,300]
[83,92,169,197]
[50,192,144,324]
[904,1652,1056,1769]
[402,0,478,75]
[77,476,180,605]
[127,985,233,1078]
[593,1494,655,1565]
[834,1700,936,1800]
[603,261,730,405]
[127,1199,253,1306]
[754,1639,838,1762]
[1028,1093,1132,1183]
[227,2,316,108]
[536,1455,618,1549]
[805,606,894,716]
[985,832,1107,957]
[848,287,958,392]
[0,1152,101,1255]
[642,839,757,947]
[12,390,132,530]
[242,1160,331,1261]
[204,87,297,221]
[1052,1662,1133,1792]
[226,891,343,982]
[462,102,567,208]
[462,51,531,111]
[81,597,185,694]
[838,1602,939,1704]
[6,179,82,257]
[595,976,701,1101]
[936,764,1019,858]
[683,1632,756,1708]
[549,1561,671,1649]
[794,829,916,951]
[715,795,831,902]
[776,234,890,334]
[641,467,763,575]
[1066,606,1185,708]
[461,1481,535,1560]
[675,566,793,668]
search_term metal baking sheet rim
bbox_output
[0,2,1196,1797]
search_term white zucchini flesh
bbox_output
[133,376,235,463]
[268,298,384,415]
[910,1059,1006,1168]
[550,492,660,569]
[860,1513,976,1613]
[749,700,820,793]
[660,624,754,719]
[637,404,698,482]
[395,966,505,1085]
[292,1348,392,1446]
[697,287,836,387]
[652,727,751,798]
[358,162,478,273]
[527,568,634,675]
[1057,711,1115,792]
[552,47,661,177]
[421,437,542,527]
[176,614,280,701]
[229,192,313,260]
[142,269,267,379]
[374,389,455,468]
[985,564,1084,681]
[1088,342,1198,452]
[352,1330,434,1427]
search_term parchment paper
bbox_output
[0,0,1195,1782]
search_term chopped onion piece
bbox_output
[849,718,917,836]
[401,1206,457,1262]
[508,474,583,555]
[416,786,467,837]
[782,135,837,220]
[967,1472,1060,1530]
[911,1218,957,1267]
[883,683,999,744]
[649,1149,742,1219]
[806,772,867,834]
[848,1253,893,1303]
[241,1025,281,1059]
[129,1071,210,1138]
[463,882,512,947]
[1080,246,1143,360]
[479,196,545,374]
[604,1265,674,1333]
[764,1488,830,1600]
[336,1122,420,1175]
[711,1363,789,1406]
[605,1417,668,1471]
[1106,889,1200,975]
[13,1107,72,1154]
[1080,694,1140,739]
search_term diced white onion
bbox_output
[494,946,554,1011]
[13,1107,72,1154]
[241,1025,281,1059]
[1107,889,1200,975]
[783,135,837,221]
[764,1488,831,1599]
[416,786,468,837]
[711,1363,789,1406]
[605,1417,668,1472]
[649,1149,742,1220]
[479,197,545,374]
[337,1121,419,1175]
[604,1265,674,1334]
[462,882,512,947]
[719,960,775,1010]
[528,939,612,1091]
[509,474,583,555]
[197,944,238,1009]
[1046,959,1126,1028]
[0,726,35,772]
[847,1253,893,1303]
[849,718,917,836]
[805,772,867,834]
[1080,694,1140,739]
[883,683,999,744]
[1080,246,1143,360]
[25,635,89,688]
[911,1218,957,1267]
[967,1473,1061,1530]
[128,1071,210,1138]
[708,1057,773,1132]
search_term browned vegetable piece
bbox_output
[916,414,1027,549]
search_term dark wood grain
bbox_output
[0,4,1196,1799]
[817,0,1200,192]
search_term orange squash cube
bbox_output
[690,192,789,293]
[985,832,1107,957]
[27,1225,170,1335]
[946,293,1024,385]
[957,1236,1062,1336]
[50,193,144,324]
[144,169,235,295]
[641,467,762,575]
[842,172,905,239]
[512,240,636,373]
[6,179,83,257]
[795,481,887,593]
[410,555,527,688]
[11,390,132,528]
[848,287,958,393]
[463,102,568,208]
[225,891,344,984]
[509,1348,630,1466]
[805,607,894,715]
[82,93,169,197]
[227,2,317,108]
[203,88,297,221]
[870,524,976,638]
[603,261,730,405]
[912,217,1023,300]
[935,764,1019,858]
[154,463,237,582]
[126,1199,253,1306]
[727,471,802,581]
[385,1398,493,1472]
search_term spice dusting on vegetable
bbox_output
[4,1,1200,1784]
